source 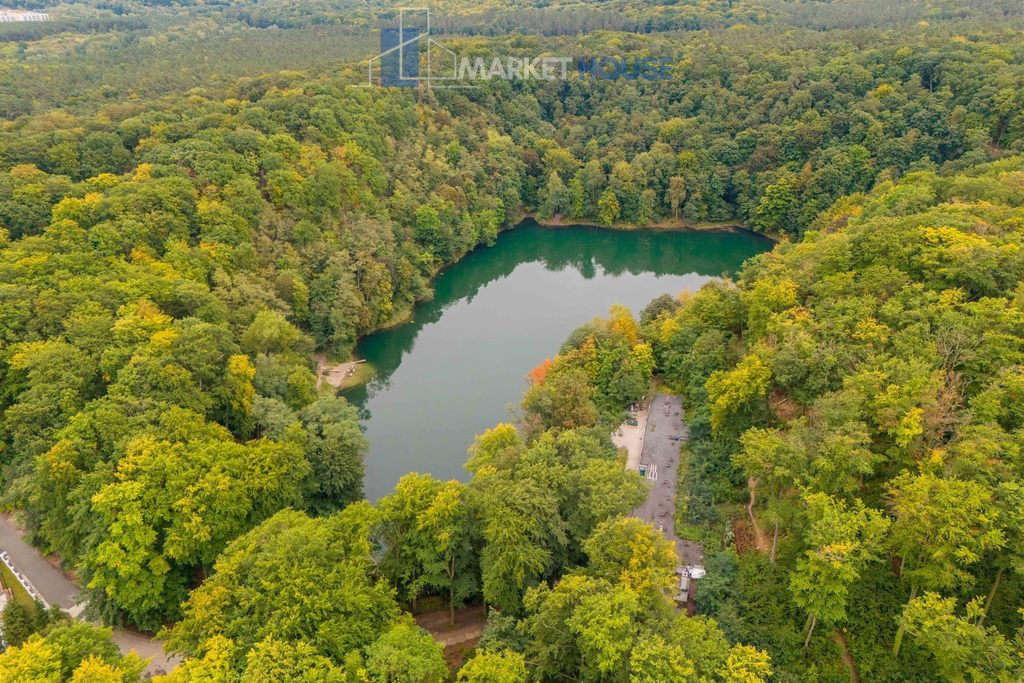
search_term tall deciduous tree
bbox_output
[901,593,1022,680]
[888,472,1003,654]
[164,506,399,664]
[364,620,447,683]
[789,493,889,648]
[457,650,527,682]
[668,175,687,219]
[298,396,367,512]
[597,188,621,226]
[584,516,677,608]
[377,473,444,608]
[473,471,565,614]
[417,481,478,626]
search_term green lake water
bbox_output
[344,219,772,500]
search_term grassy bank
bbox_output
[0,561,36,610]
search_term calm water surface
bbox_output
[345,219,771,500]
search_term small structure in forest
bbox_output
[676,564,706,615]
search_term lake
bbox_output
[344,219,772,500]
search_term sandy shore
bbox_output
[316,353,374,391]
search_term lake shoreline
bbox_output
[520,212,782,241]
[348,222,772,499]
[524,212,737,231]
[323,216,776,389]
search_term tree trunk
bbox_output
[979,566,1004,626]
[803,614,817,650]
[448,559,457,627]
[994,118,1008,148]
[770,521,779,564]
[892,583,918,656]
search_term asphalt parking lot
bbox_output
[631,394,703,566]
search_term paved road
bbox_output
[0,514,79,609]
[631,394,703,566]
[0,514,180,675]
[112,628,181,676]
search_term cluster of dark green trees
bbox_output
[517,25,1024,233]
[0,598,148,680]
[0,620,147,681]
[1,597,64,649]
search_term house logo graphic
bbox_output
[357,8,467,89]
[354,7,675,88]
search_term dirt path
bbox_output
[832,629,860,683]
[414,604,486,647]
[745,478,770,554]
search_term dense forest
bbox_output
[646,156,1024,679]
[0,0,1023,680]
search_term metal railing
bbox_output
[0,550,48,608]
